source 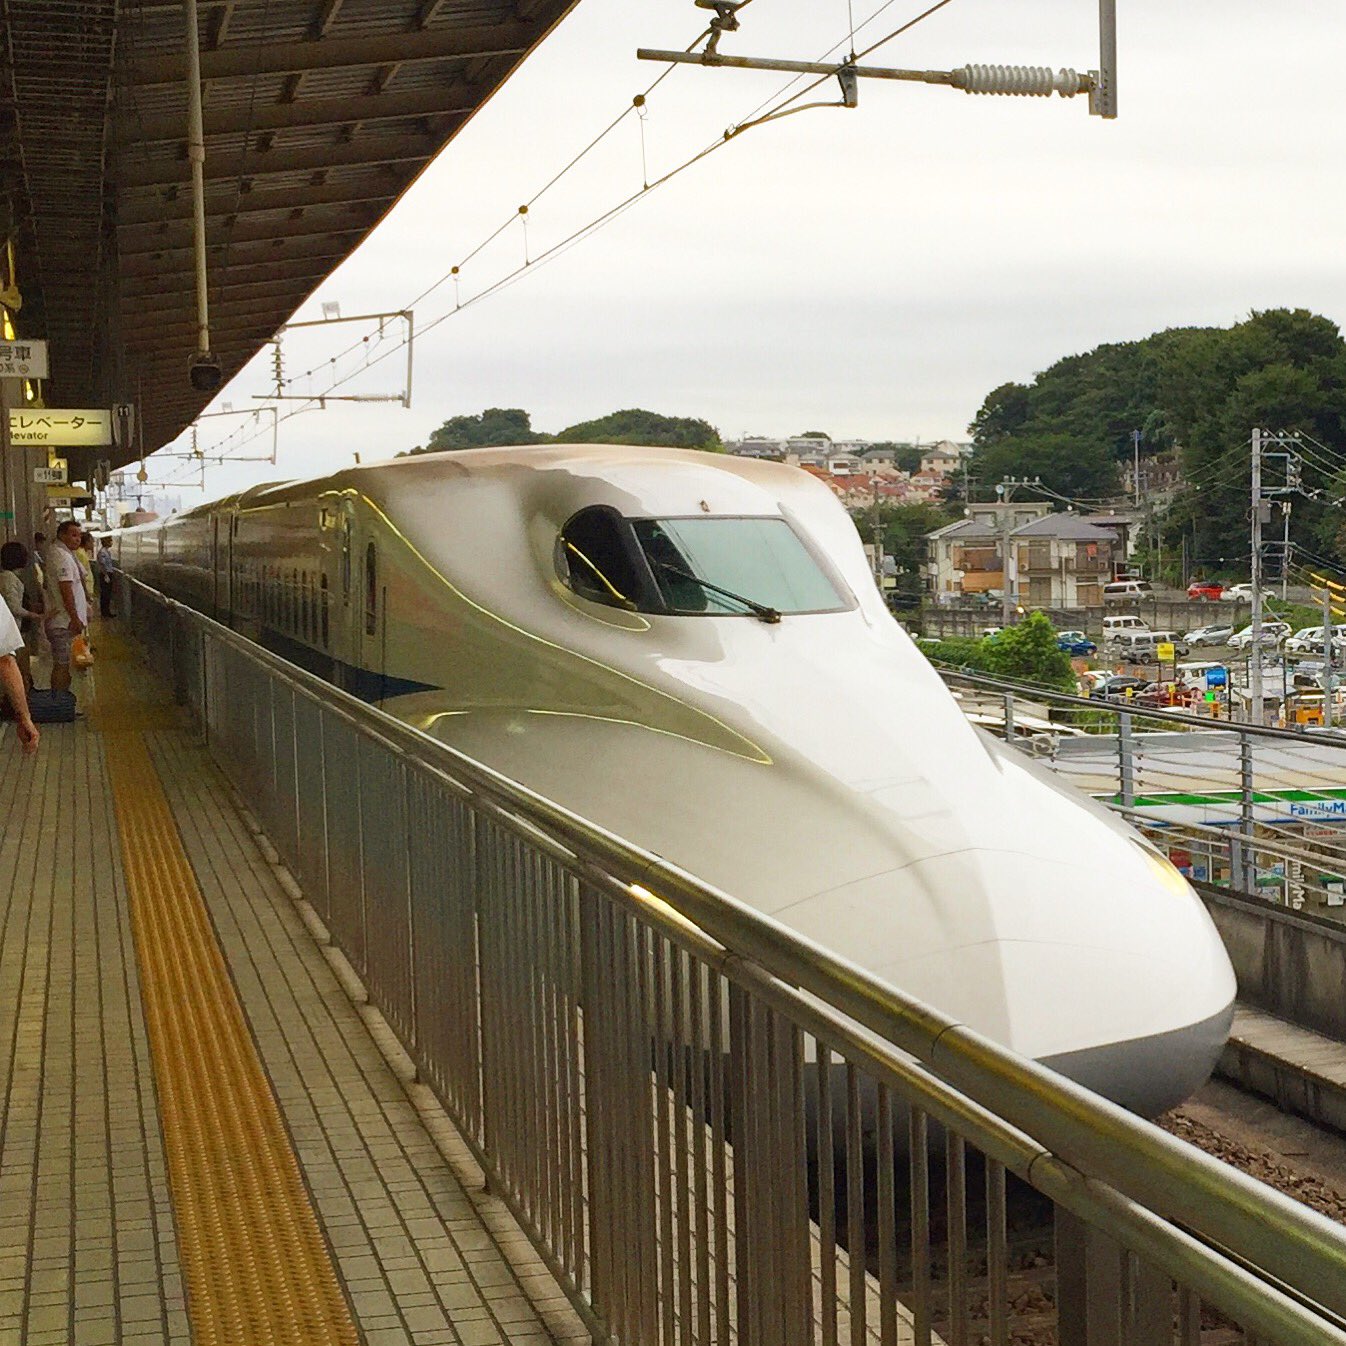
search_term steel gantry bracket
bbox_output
[641,0,1118,119]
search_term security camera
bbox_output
[188,352,224,393]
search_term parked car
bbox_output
[979,626,1004,639]
[1146,630,1191,658]
[1228,620,1291,650]
[1220,583,1254,602]
[1185,623,1234,647]
[1103,579,1154,603]
[1056,630,1098,655]
[1091,674,1151,700]
[1187,580,1225,601]
[1284,625,1346,656]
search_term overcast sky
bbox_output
[140,0,1346,503]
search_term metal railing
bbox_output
[941,668,1346,913]
[123,577,1346,1346]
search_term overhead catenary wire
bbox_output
[157,0,960,484]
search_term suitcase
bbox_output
[26,689,79,723]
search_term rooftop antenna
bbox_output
[640,0,1117,120]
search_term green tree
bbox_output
[969,431,1119,502]
[553,408,722,450]
[877,501,955,602]
[795,430,831,441]
[422,408,547,451]
[980,613,1076,692]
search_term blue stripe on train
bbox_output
[255,625,439,703]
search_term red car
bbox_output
[1187,580,1224,601]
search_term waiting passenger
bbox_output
[77,531,97,607]
[0,542,41,692]
[96,537,116,618]
[43,520,88,695]
[0,590,38,754]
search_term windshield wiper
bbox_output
[652,560,781,624]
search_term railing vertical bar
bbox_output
[672,948,694,1346]
[816,1044,838,1346]
[986,1158,1009,1346]
[876,1083,898,1346]
[845,1062,865,1346]
[729,985,753,1346]
[689,957,711,1346]
[708,970,731,1346]
[790,1025,812,1344]
[909,1107,931,1346]
[1193,1280,1214,1346]
[947,1132,968,1346]
[654,933,677,1346]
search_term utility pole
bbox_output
[1250,429,1264,725]
[1132,428,1141,506]
[1326,582,1336,731]
[1281,501,1291,601]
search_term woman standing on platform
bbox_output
[0,542,40,692]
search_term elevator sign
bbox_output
[0,339,48,379]
[8,407,111,446]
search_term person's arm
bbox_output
[59,578,84,634]
[0,655,38,753]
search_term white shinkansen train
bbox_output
[117,445,1235,1114]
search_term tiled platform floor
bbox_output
[0,634,587,1345]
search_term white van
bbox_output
[1113,630,1159,659]
[1102,615,1149,639]
[1103,579,1154,603]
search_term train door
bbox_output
[211,513,233,622]
[360,537,387,704]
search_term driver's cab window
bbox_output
[557,506,646,609]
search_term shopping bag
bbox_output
[72,634,94,668]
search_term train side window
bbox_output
[341,518,352,600]
[302,571,311,641]
[557,506,647,609]
[364,543,378,636]
[292,568,299,634]
[320,574,329,649]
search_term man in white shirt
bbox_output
[0,598,38,753]
[44,518,88,695]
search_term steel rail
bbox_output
[124,576,1346,1335]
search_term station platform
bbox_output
[0,626,588,1345]
[1222,1004,1346,1136]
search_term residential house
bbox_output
[926,504,1118,606]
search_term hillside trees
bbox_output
[416,407,723,453]
[966,308,1346,568]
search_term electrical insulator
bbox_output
[952,65,1086,98]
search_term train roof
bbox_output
[232,444,834,515]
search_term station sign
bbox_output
[8,407,111,447]
[34,462,67,484]
[0,339,48,379]
[1205,666,1228,688]
[1156,641,1175,663]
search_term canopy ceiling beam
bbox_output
[114,83,481,144]
[116,133,442,189]
[126,22,534,85]
[117,178,400,226]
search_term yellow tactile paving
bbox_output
[94,636,359,1346]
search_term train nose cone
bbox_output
[1039,997,1235,1117]
[782,841,1236,1116]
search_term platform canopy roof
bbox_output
[0,0,578,467]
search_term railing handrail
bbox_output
[938,665,1346,746]
[128,576,1346,1330]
